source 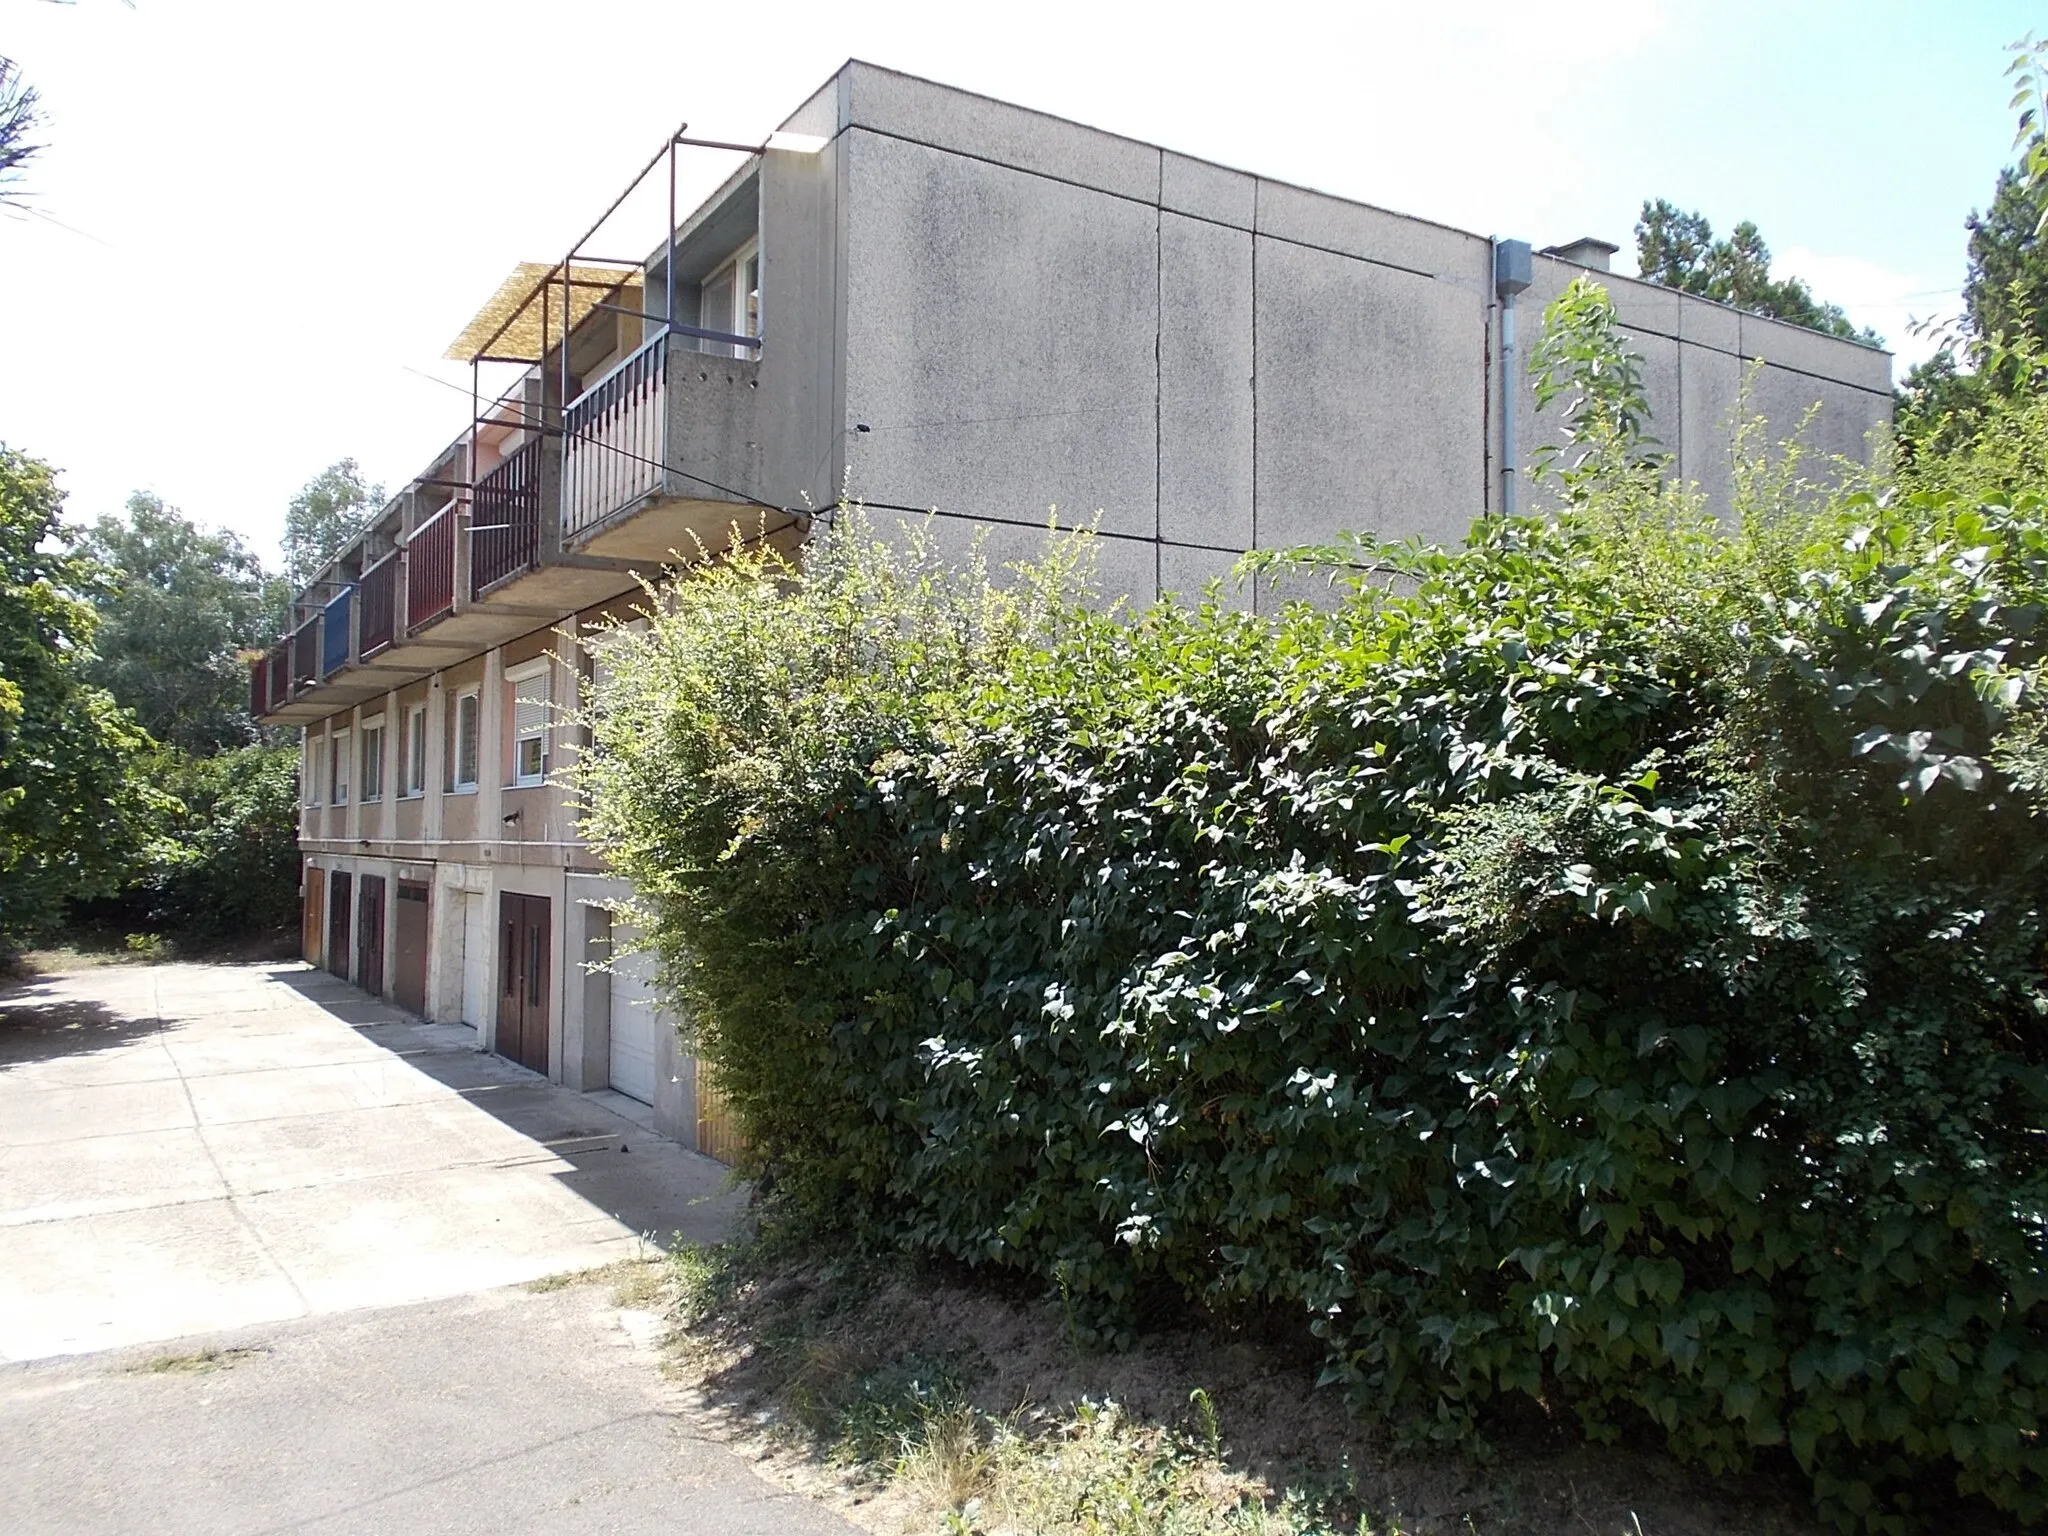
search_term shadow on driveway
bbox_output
[0,982,158,1068]
[263,962,744,1250]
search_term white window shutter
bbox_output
[514,673,549,740]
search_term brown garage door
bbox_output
[357,875,386,997]
[327,871,352,981]
[496,892,551,1074]
[302,864,325,967]
[393,881,429,1016]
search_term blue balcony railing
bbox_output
[321,588,352,678]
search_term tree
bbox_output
[282,459,382,590]
[1962,166,2048,347]
[1896,40,2048,454]
[0,59,41,210]
[0,446,158,950]
[1634,199,1880,344]
[73,493,289,754]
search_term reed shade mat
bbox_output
[446,263,645,363]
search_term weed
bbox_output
[521,1256,667,1306]
[132,1347,264,1375]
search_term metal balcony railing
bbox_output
[359,553,398,657]
[320,588,353,678]
[407,505,455,631]
[563,331,665,537]
[288,617,320,695]
[471,437,544,598]
[266,644,288,712]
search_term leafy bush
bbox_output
[580,390,2048,1528]
[0,445,160,951]
[123,744,301,943]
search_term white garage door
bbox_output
[460,892,489,1028]
[608,927,660,1105]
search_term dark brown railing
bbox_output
[288,617,320,696]
[471,437,544,598]
[563,332,665,536]
[407,505,455,631]
[267,645,289,712]
[359,552,398,657]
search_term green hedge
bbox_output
[71,742,302,946]
[581,486,2048,1529]
[141,743,301,942]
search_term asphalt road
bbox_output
[0,960,855,1535]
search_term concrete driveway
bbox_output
[0,960,855,1535]
[0,960,745,1360]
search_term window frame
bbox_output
[700,238,760,359]
[329,727,351,806]
[451,688,481,793]
[505,658,550,789]
[405,703,428,797]
[359,714,385,803]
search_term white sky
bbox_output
[1,0,2029,565]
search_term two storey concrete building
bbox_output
[252,60,1895,1155]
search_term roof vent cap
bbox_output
[1541,237,1619,272]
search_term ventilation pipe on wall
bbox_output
[1493,238,1533,516]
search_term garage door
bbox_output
[460,892,489,1028]
[607,926,659,1105]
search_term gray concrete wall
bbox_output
[789,59,1894,608]
[1505,251,1893,519]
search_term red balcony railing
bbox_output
[407,505,455,631]
[471,437,543,598]
[563,331,665,536]
[359,552,398,657]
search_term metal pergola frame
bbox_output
[456,125,778,518]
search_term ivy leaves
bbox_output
[582,488,2048,1531]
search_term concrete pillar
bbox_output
[424,676,447,844]
[478,649,505,836]
[376,688,399,846]
[561,888,611,1092]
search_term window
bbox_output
[360,716,385,802]
[506,660,549,786]
[451,689,480,791]
[330,729,351,805]
[405,704,428,796]
[700,240,759,359]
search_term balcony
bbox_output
[359,553,398,658]
[472,437,545,597]
[562,333,767,563]
[289,617,319,693]
[251,642,289,719]
[408,505,456,632]
[320,588,352,679]
[564,332,667,540]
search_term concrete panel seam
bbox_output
[849,124,1487,291]
[1253,228,1436,284]
[851,125,1165,214]
[1155,152,1164,597]
[1250,179,1260,562]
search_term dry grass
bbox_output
[130,1347,266,1375]
[524,1256,668,1309]
[648,1240,1824,1536]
